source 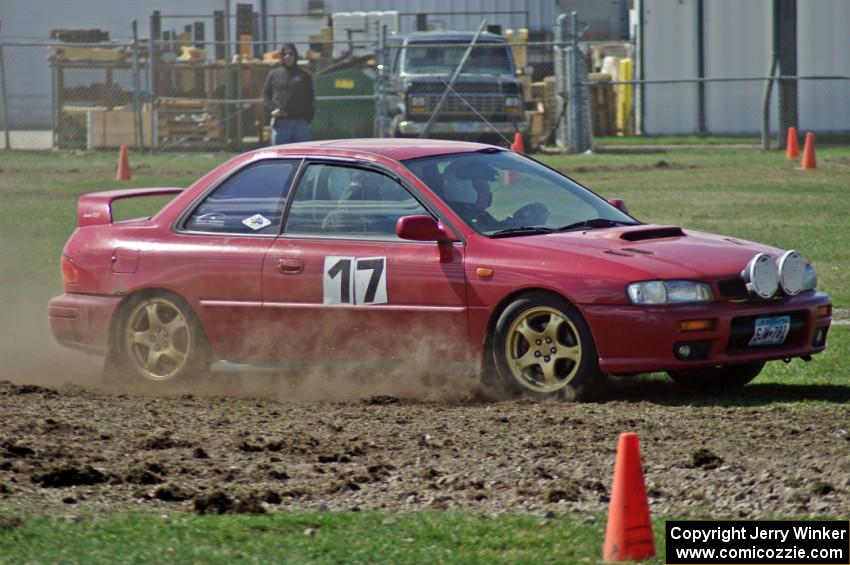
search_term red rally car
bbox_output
[48,139,832,399]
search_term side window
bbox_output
[184,160,297,234]
[285,164,430,239]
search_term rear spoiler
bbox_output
[77,187,184,227]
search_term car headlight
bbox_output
[504,96,520,107]
[741,252,779,299]
[777,249,814,295]
[627,280,713,305]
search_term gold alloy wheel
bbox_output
[124,297,191,381]
[504,306,582,393]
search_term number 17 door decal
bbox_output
[323,256,387,305]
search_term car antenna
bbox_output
[437,77,514,146]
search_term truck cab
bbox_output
[387,31,526,142]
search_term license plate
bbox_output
[454,122,477,133]
[748,315,790,346]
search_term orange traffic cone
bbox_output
[510,131,525,154]
[800,132,816,169]
[116,144,131,180]
[603,432,656,562]
[785,127,799,159]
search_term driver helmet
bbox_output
[441,159,499,210]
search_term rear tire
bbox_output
[483,292,603,401]
[104,291,211,389]
[667,362,765,390]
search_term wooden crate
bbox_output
[589,74,616,136]
[529,81,546,102]
[542,76,557,136]
[524,110,545,150]
[83,107,155,148]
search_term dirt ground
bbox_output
[1,369,848,520]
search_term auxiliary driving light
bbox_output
[777,250,806,296]
[741,253,779,299]
[813,327,827,347]
[673,341,710,361]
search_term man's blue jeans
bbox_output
[272,118,311,145]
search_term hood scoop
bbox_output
[620,247,655,255]
[619,226,685,242]
[604,247,656,257]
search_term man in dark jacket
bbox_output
[263,43,315,144]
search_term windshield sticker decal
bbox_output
[242,214,272,231]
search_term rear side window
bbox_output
[184,160,297,234]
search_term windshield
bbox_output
[403,150,637,236]
[402,42,513,75]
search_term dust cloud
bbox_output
[193,316,481,403]
[0,284,102,387]
[1,281,480,402]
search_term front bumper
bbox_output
[48,292,122,355]
[582,292,832,374]
[398,119,526,137]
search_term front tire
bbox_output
[667,362,765,390]
[105,292,211,388]
[486,292,603,401]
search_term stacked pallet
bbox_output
[521,77,558,148]
[155,99,223,140]
[542,76,557,137]
[588,73,616,136]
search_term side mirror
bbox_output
[396,215,458,243]
[607,198,630,215]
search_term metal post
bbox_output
[776,0,798,148]
[131,21,144,150]
[51,56,59,149]
[554,14,568,149]
[236,55,243,150]
[148,22,158,152]
[761,0,780,150]
[259,0,268,53]
[421,19,488,139]
[568,12,581,152]
[634,0,644,135]
[696,0,706,135]
[224,0,232,61]
[374,23,388,137]
[0,41,11,150]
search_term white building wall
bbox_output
[798,0,850,133]
[641,0,849,135]
[641,0,699,135]
[703,0,773,135]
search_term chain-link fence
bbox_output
[1,31,849,153]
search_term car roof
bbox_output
[396,31,506,44]
[264,138,503,161]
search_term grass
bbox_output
[593,134,850,146]
[594,134,760,146]
[0,510,612,564]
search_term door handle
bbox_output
[277,258,304,274]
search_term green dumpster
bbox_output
[311,68,375,140]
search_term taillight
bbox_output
[61,256,80,285]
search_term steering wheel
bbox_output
[509,202,550,226]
